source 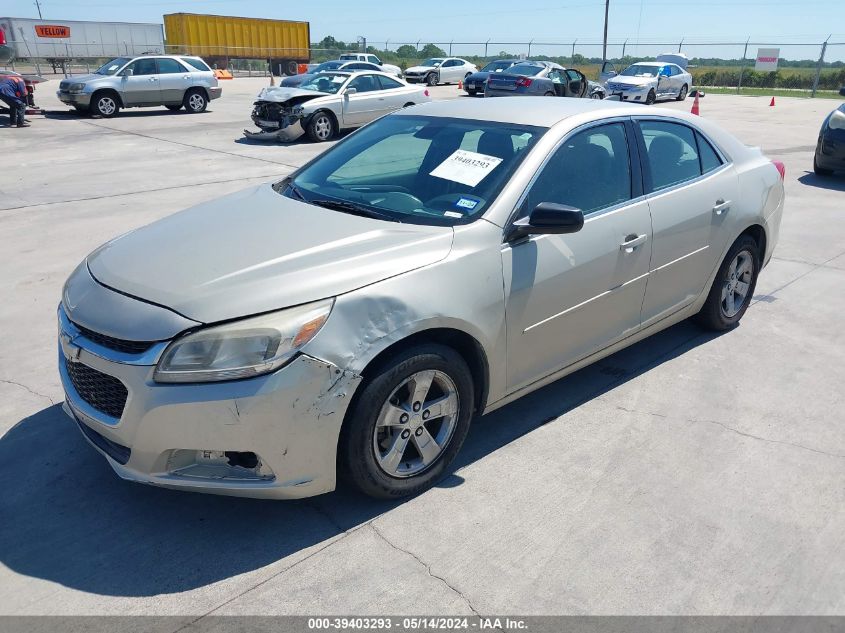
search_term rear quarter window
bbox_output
[182,58,211,72]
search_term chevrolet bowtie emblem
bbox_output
[61,332,83,362]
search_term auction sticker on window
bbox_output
[430,150,503,187]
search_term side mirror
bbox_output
[506,203,584,241]
[345,87,357,95]
[122,69,133,77]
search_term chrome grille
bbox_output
[72,321,155,355]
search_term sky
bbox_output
[4,0,845,61]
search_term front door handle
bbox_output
[620,233,648,253]
[148,77,157,82]
[713,199,732,215]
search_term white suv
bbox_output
[337,53,402,77]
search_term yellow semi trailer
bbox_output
[164,13,310,75]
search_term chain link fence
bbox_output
[3,37,844,98]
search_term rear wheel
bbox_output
[165,104,183,112]
[645,89,656,105]
[426,73,439,87]
[339,344,474,499]
[814,153,833,176]
[676,84,689,101]
[306,111,336,142]
[90,92,119,118]
[183,89,207,113]
[590,91,603,99]
[467,88,478,96]
[695,235,760,331]
[543,91,555,97]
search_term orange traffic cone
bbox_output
[769,96,775,107]
[690,93,700,116]
[458,80,462,90]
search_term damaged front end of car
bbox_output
[244,87,327,142]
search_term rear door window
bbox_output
[157,58,186,74]
[639,120,703,190]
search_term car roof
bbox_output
[399,95,685,127]
[631,61,665,67]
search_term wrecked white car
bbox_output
[244,70,431,142]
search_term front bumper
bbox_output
[816,131,845,171]
[57,91,91,107]
[58,305,361,499]
[244,118,305,142]
[606,85,650,102]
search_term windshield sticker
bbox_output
[430,150,504,187]
[330,75,346,83]
[444,211,464,218]
[455,197,479,210]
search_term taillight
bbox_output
[424,89,430,97]
[0,28,6,46]
[516,77,533,88]
[772,160,785,180]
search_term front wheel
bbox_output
[426,73,439,87]
[645,89,656,105]
[467,88,478,96]
[695,235,760,331]
[184,89,207,113]
[590,91,604,100]
[814,153,833,176]
[306,111,336,142]
[676,84,688,101]
[543,91,555,97]
[90,92,119,118]
[339,344,475,499]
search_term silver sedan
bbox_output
[59,98,784,499]
[245,70,431,142]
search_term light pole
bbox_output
[601,0,610,66]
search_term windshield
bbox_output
[314,61,344,73]
[620,64,660,77]
[299,73,347,94]
[420,58,444,67]
[506,63,545,77]
[284,115,546,226]
[95,57,131,75]
[482,61,515,73]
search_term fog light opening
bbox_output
[226,451,259,469]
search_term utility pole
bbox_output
[601,0,610,66]
[34,0,43,19]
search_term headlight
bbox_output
[154,299,333,383]
[829,109,845,131]
[69,83,85,93]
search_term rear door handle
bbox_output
[620,233,648,253]
[148,77,157,82]
[713,199,732,215]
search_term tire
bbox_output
[645,89,656,105]
[467,89,478,96]
[590,91,604,100]
[339,344,475,499]
[543,91,555,97]
[306,111,336,142]
[165,104,183,112]
[183,89,207,114]
[814,153,833,176]
[676,84,689,101]
[90,92,119,118]
[426,72,439,87]
[695,235,760,331]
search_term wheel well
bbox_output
[92,88,123,108]
[185,86,208,100]
[740,224,767,261]
[403,102,415,107]
[360,328,489,415]
[307,108,338,130]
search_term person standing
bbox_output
[0,75,29,127]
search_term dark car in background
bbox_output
[280,59,382,88]
[814,101,845,176]
[463,59,520,96]
[484,61,605,99]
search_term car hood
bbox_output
[405,65,438,73]
[255,86,330,104]
[610,75,656,87]
[87,184,455,324]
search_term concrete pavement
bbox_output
[0,78,843,618]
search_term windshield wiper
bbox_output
[286,182,306,201]
[311,199,401,223]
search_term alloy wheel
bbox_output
[372,370,460,478]
[188,93,205,112]
[313,115,332,140]
[721,250,754,318]
[97,97,116,116]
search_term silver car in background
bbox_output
[403,57,478,86]
[59,98,784,500]
[244,70,431,142]
[57,55,222,117]
[604,60,693,104]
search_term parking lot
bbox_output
[1,77,843,617]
